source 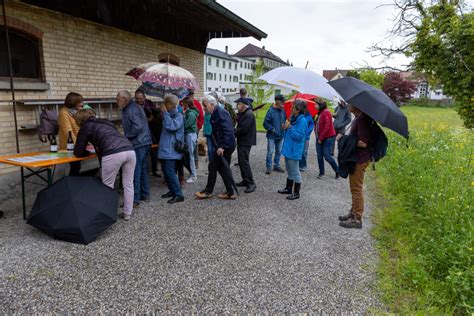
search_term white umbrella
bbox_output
[258,66,342,102]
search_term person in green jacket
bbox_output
[182,97,200,183]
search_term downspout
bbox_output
[1,0,20,153]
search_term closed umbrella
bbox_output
[329,77,409,138]
[27,176,119,244]
[258,66,342,101]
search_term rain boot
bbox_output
[287,182,301,200]
[278,178,293,194]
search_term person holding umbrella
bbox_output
[338,104,373,229]
[314,99,339,179]
[235,98,257,194]
[195,95,237,200]
[158,94,185,204]
[278,100,307,200]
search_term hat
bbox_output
[83,104,93,110]
[234,97,252,106]
[275,94,285,102]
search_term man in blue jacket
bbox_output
[263,94,287,174]
[195,95,237,200]
[117,90,152,207]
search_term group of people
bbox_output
[58,87,373,229]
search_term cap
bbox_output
[275,94,285,102]
[234,97,252,106]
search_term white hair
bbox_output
[164,94,179,107]
[117,90,132,100]
[202,95,217,106]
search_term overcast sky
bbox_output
[208,0,415,74]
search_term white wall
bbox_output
[204,55,240,93]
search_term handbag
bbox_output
[173,132,188,154]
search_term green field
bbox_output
[371,107,473,314]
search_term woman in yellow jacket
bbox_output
[58,92,83,175]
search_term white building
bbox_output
[204,44,292,101]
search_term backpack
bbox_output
[37,109,58,142]
[369,121,388,162]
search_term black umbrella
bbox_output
[27,176,119,244]
[329,77,409,138]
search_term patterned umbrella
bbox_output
[138,82,189,99]
[126,62,200,90]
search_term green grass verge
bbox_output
[255,103,272,132]
[370,107,473,314]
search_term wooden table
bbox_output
[0,151,97,219]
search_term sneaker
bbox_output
[161,191,175,199]
[339,217,362,229]
[195,191,212,199]
[273,166,285,173]
[217,192,236,200]
[118,213,131,221]
[186,176,197,183]
[265,169,271,175]
[317,174,325,179]
[167,196,184,204]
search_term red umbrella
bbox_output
[283,92,319,119]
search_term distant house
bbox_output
[399,72,451,101]
[322,69,351,81]
[204,44,292,101]
[234,44,289,70]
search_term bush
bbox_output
[405,98,455,108]
[372,107,473,314]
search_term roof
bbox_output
[234,44,288,65]
[20,0,267,53]
[399,71,427,83]
[205,48,238,62]
[322,69,350,81]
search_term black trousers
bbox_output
[205,147,235,194]
[237,145,254,186]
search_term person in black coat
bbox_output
[195,95,237,200]
[235,98,257,193]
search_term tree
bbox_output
[382,72,417,105]
[346,70,360,79]
[371,1,474,128]
[359,69,385,89]
[245,59,274,117]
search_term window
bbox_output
[224,74,227,82]
[206,72,213,80]
[223,61,226,68]
[240,74,242,80]
[208,57,211,66]
[208,87,212,91]
[275,89,281,97]
[418,83,428,98]
[213,73,216,80]
[234,63,237,70]
[216,59,219,67]
[229,63,231,69]
[215,88,218,91]
[233,76,238,82]
[0,29,41,79]
[240,61,243,68]
[219,74,222,81]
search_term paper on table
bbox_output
[7,154,60,163]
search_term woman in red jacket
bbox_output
[314,99,339,179]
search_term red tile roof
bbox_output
[234,44,288,65]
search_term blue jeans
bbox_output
[186,133,197,177]
[266,138,283,170]
[299,139,310,170]
[315,136,339,176]
[161,159,183,198]
[285,158,302,183]
[206,135,215,161]
[133,146,150,203]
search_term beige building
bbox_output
[0,0,266,174]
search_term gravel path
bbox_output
[0,133,381,313]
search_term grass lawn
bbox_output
[255,103,272,132]
[370,106,473,314]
